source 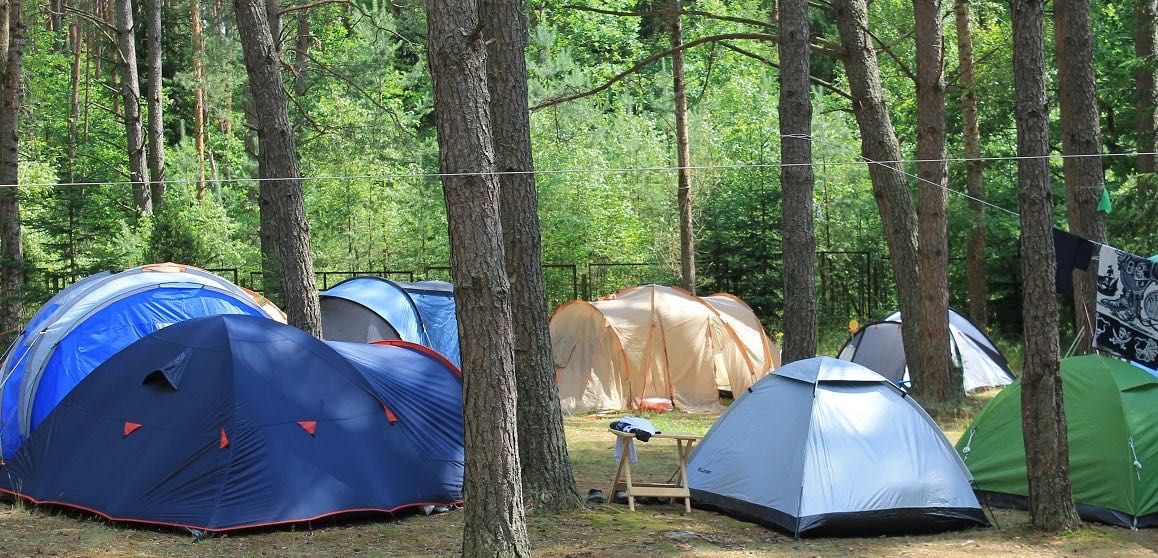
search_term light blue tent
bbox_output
[0,264,278,459]
[319,277,460,366]
[401,281,460,368]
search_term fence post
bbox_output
[570,265,577,301]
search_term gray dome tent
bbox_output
[837,309,1015,392]
[687,357,987,537]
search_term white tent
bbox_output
[837,309,1015,391]
[687,357,987,537]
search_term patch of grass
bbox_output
[4,404,1158,557]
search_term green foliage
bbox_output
[9,0,1154,344]
[147,185,245,267]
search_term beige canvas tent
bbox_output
[550,285,779,413]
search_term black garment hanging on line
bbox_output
[1051,228,1096,294]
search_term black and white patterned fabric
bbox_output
[1096,244,1158,368]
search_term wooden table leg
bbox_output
[610,437,636,511]
[610,440,628,498]
[677,439,694,514]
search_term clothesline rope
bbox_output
[860,156,1022,218]
[6,150,1158,189]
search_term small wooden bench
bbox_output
[608,428,702,513]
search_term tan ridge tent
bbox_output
[550,285,779,413]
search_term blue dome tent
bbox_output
[320,277,460,366]
[0,315,464,532]
[688,357,987,537]
[0,263,281,459]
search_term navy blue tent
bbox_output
[0,263,281,459]
[0,315,464,532]
[320,277,461,366]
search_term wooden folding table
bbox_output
[608,428,702,513]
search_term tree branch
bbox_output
[562,4,775,30]
[808,0,834,11]
[560,4,842,57]
[64,5,116,33]
[295,48,417,139]
[279,0,346,16]
[285,83,333,143]
[531,32,778,111]
[865,26,916,83]
[718,41,854,102]
[945,44,1001,87]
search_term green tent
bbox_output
[957,355,1158,528]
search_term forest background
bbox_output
[12,0,1157,348]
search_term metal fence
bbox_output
[25,254,910,326]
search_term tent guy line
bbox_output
[7,150,1158,188]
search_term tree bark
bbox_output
[1011,0,1080,532]
[1137,0,1157,196]
[426,1,530,556]
[955,0,988,330]
[192,0,207,198]
[48,0,62,32]
[145,0,165,209]
[293,8,309,96]
[0,0,23,341]
[482,0,580,513]
[832,0,925,387]
[0,1,7,79]
[265,0,280,47]
[777,0,816,363]
[911,0,959,406]
[672,0,695,293]
[235,0,322,336]
[1055,0,1107,353]
[114,0,151,215]
[67,16,81,182]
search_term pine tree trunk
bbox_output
[1137,0,1157,196]
[265,0,280,47]
[832,0,924,385]
[912,0,959,406]
[955,0,988,330]
[1011,0,1080,531]
[0,3,7,89]
[48,0,62,31]
[672,0,695,293]
[67,16,80,182]
[0,0,23,341]
[235,0,322,336]
[114,0,150,215]
[293,8,308,96]
[145,0,165,209]
[82,15,91,141]
[482,0,580,513]
[1055,0,1107,353]
[777,0,816,363]
[192,0,206,198]
[426,1,530,555]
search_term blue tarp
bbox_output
[0,315,464,532]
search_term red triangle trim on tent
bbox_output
[123,422,142,437]
[298,420,317,436]
[219,428,229,449]
[382,403,398,424]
